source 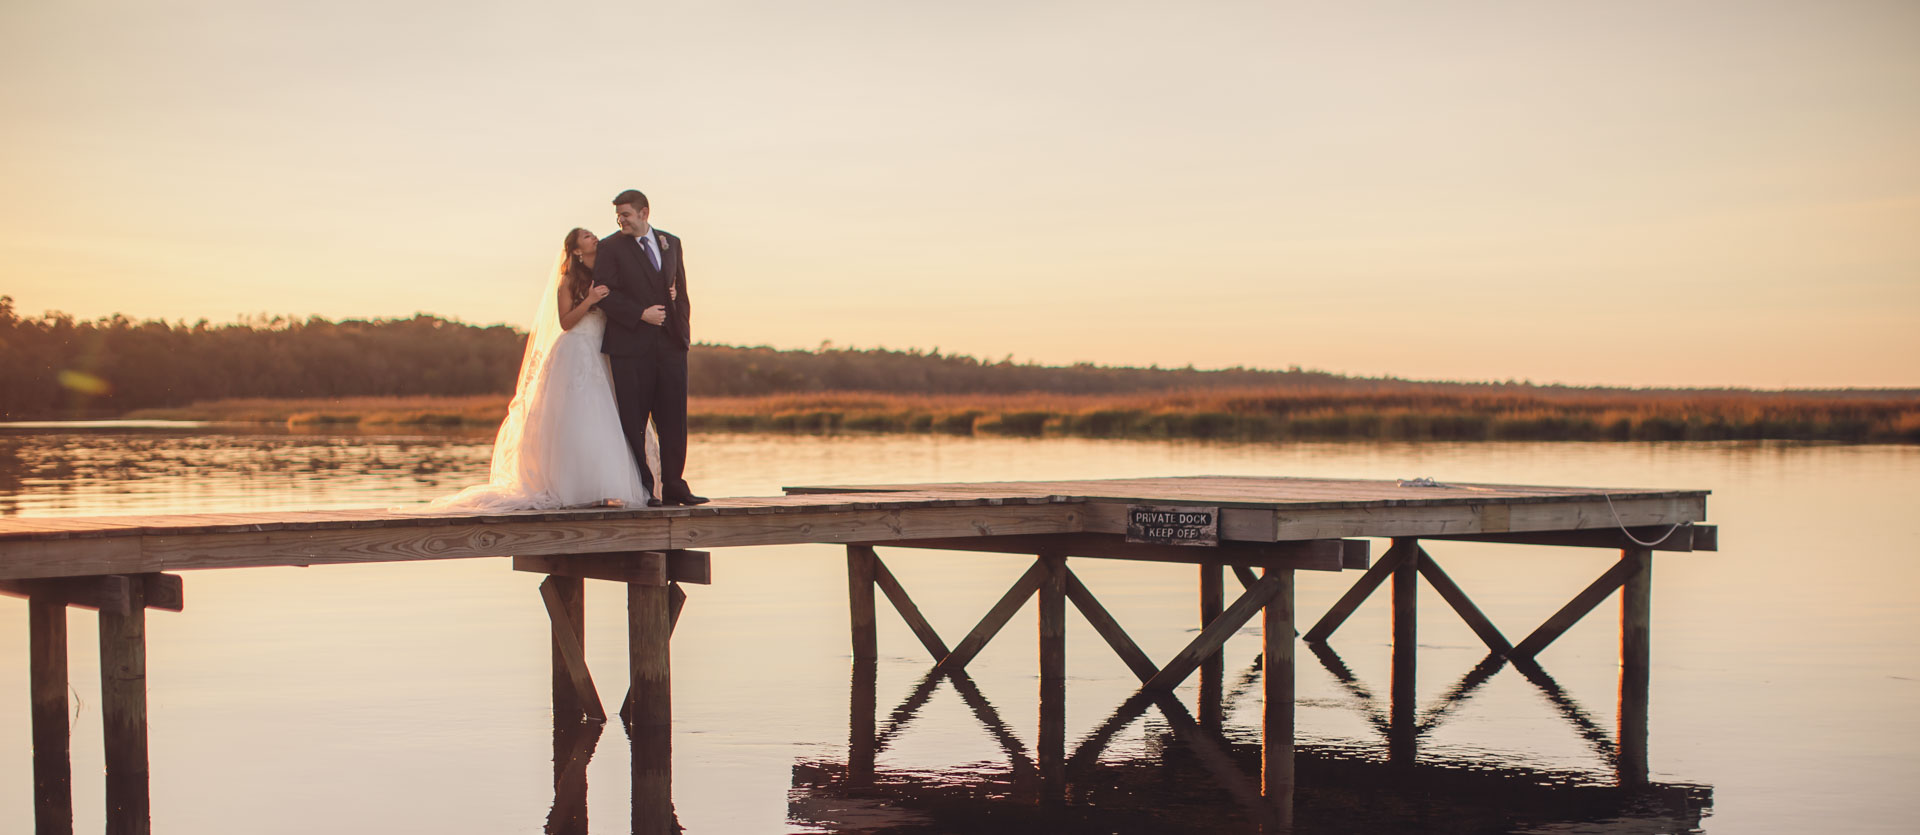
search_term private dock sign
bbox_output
[1125,505,1220,546]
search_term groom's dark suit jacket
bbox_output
[596,230,690,355]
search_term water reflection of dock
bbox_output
[793,650,1712,833]
[0,475,1713,833]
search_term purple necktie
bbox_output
[640,237,659,270]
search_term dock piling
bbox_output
[1262,568,1296,829]
[628,581,674,835]
[1038,553,1068,801]
[626,582,673,731]
[1200,563,1225,731]
[1391,540,1419,765]
[29,593,71,835]
[1620,547,1653,786]
[846,546,877,661]
[98,575,150,835]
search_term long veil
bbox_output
[483,254,570,500]
[415,255,658,512]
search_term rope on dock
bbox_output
[1604,493,1689,547]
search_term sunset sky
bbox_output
[3,1,1915,388]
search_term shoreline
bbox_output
[103,391,1920,444]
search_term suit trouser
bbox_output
[608,349,689,497]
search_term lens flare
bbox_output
[56,369,111,396]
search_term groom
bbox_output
[597,188,707,506]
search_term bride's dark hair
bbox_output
[561,227,595,306]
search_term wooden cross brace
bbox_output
[514,550,710,725]
[0,572,184,614]
[872,668,1037,778]
[849,545,1287,694]
[868,628,1266,815]
[1302,537,1676,660]
[848,546,1298,823]
[1303,639,1622,766]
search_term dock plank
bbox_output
[667,504,1082,549]
[785,476,1705,510]
[0,478,1710,580]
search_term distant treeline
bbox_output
[6,300,1918,443]
[694,341,1355,396]
[0,299,1358,418]
[1,299,525,419]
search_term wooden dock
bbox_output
[0,475,1715,834]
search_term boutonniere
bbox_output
[658,237,671,252]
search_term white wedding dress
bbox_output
[420,264,656,513]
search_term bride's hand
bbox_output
[668,284,677,301]
[587,284,610,305]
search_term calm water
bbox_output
[0,427,1916,833]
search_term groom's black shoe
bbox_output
[645,498,664,508]
[663,491,709,506]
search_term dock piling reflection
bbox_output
[848,658,877,787]
[547,718,601,835]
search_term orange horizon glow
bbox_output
[2,1,1915,389]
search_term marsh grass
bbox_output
[127,395,511,428]
[127,387,1920,443]
[688,387,1920,442]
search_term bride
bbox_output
[424,228,658,512]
